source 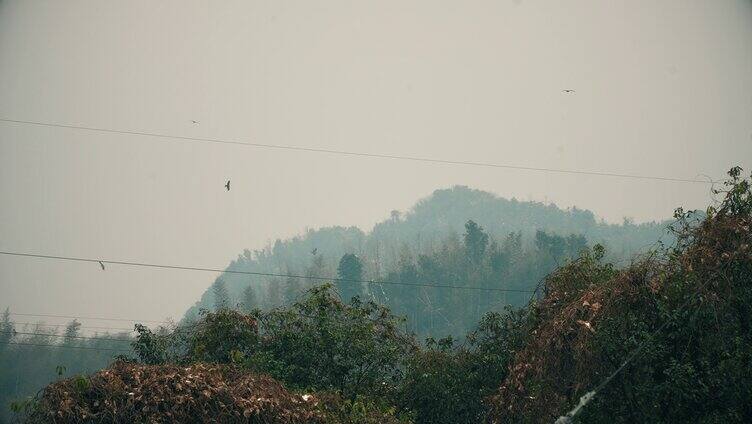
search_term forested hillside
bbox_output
[184,186,670,338]
[0,186,671,421]
[6,170,752,423]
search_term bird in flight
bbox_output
[562,89,576,94]
[98,261,105,270]
[311,248,318,255]
[191,120,199,124]
[225,180,231,191]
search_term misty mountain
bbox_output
[182,186,672,336]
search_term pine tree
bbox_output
[464,220,489,264]
[267,278,282,308]
[62,320,81,345]
[241,285,255,313]
[0,308,14,347]
[213,278,230,311]
[337,253,364,302]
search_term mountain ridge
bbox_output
[182,186,672,327]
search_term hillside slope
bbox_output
[183,186,671,337]
[490,169,752,423]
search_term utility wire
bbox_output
[5,341,131,353]
[9,312,168,324]
[2,331,133,343]
[12,321,136,332]
[0,250,536,293]
[0,118,715,184]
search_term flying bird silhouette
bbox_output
[98,261,105,270]
[562,89,576,94]
[191,120,199,124]
[311,248,318,255]
[225,180,231,191]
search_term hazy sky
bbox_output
[1,0,751,330]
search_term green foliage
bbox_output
[491,167,752,423]
[184,186,669,339]
[132,324,170,365]
[72,375,89,393]
[464,220,490,262]
[241,284,255,313]
[120,283,530,423]
[400,308,528,423]
[131,309,258,365]
[579,169,752,423]
[0,308,14,348]
[0,186,694,423]
[62,320,81,342]
[187,309,258,363]
[129,284,417,406]
[9,397,38,418]
[250,284,416,400]
[54,365,66,377]
[336,253,365,303]
[212,277,230,311]
[319,394,413,424]
[0,314,132,423]
[716,166,751,216]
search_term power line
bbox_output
[0,118,715,184]
[0,250,536,293]
[2,331,133,343]
[11,318,202,339]
[12,321,136,332]
[5,341,131,353]
[9,312,168,324]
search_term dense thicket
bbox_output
[490,167,752,423]
[1,186,678,422]
[10,167,752,424]
[22,362,323,424]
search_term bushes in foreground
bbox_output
[248,285,417,401]
[22,362,321,423]
[398,308,527,423]
[489,167,752,423]
[19,168,752,423]
[132,284,417,402]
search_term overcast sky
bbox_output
[1,0,751,330]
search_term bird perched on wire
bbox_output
[225,180,231,191]
[98,261,105,270]
[562,89,576,94]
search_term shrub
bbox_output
[317,393,413,424]
[489,168,752,423]
[24,361,321,423]
[399,308,527,423]
[131,309,258,365]
[250,284,417,400]
[186,309,258,364]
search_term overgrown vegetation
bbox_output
[490,167,752,423]
[0,312,134,423]
[21,362,323,423]
[399,308,528,423]
[187,186,670,340]
[5,171,751,422]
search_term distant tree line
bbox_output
[12,168,750,424]
[186,186,669,340]
[0,186,674,421]
[205,220,588,340]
